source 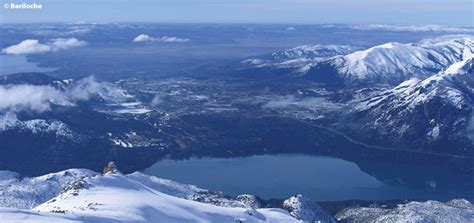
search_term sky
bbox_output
[0,0,473,26]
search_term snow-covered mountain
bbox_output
[344,56,474,153]
[270,45,357,61]
[328,35,473,85]
[240,44,358,75]
[240,35,473,86]
[336,199,474,223]
[0,168,334,223]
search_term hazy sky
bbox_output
[1,0,473,26]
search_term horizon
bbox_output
[1,21,473,29]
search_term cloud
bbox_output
[49,38,87,50]
[0,85,68,112]
[2,38,87,55]
[150,94,164,107]
[133,34,155,42]
[133,34,190,43]
[2,40,51,55]
[0,76,129,113]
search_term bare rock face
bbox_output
[235,194,267,209]
[102,162,118,175]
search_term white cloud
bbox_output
[0,85,67,112]
[133,34,155,42]
[133,34,190,43]
[49,38,86,50]
[160,36,190,43]
[2,40,51,55]
[2,38,87,55]
[0,76,129,113]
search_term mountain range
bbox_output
[242,35,473,86]
[342,57,474,155]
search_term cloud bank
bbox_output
[133,34,190,43]
[2,38,87,55]
[0,76,128,113]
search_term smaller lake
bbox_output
[0,55,55,75]
[144,154,474,201]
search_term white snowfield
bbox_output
[336,199,474,223]
[355,56,473,112]
[243,35,473,86]
[1,168,473,222]
[334,35,473,84]
[350,56,473,143]
[0,169,303,223]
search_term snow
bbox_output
[444,54,473,75]
[271,44,357,61]
[427,125,440,140]
[0,169,97,209]
[241,44,358,75]
[0,170,305,223]
[350,56,473,145]
[30,174,299,223]
[0,208,82,223]
[1,167,472,222]
[336,200,474,222]
[113,108,152,114]
[337,36,473,83]
[283,194,335,223]
[0,112,76,139]
[241,35,472,85]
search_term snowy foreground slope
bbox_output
[336,199,474,223]
[1,168,473,222]
[0,169,332,223]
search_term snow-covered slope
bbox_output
[270,45,357,61]
[240,44,358,75]
[283,194,336,223]
[241,35,473,86]
[336,199,474,223]
[346,56,474,152]
[0,169,335,223]
[0,169,96,209]
[32,173,298,223]
[331,36,473,85]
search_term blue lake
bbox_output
[144,154,474,201]
[0,55,55,75]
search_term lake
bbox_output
[0,55,55,75]
[144,154,474,201]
